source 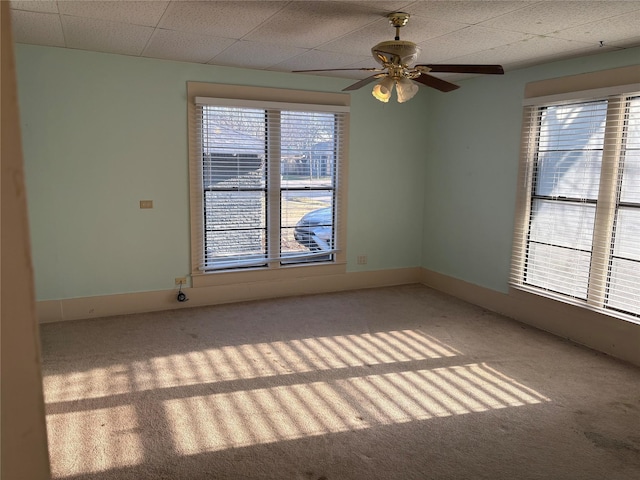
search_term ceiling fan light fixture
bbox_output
[372,76,394,102]
[396,77,419,103]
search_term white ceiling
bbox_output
[10,1,640,81]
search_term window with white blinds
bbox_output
[193,97,348,272]
[511,90,640,319]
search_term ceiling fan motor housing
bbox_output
[372,40,421,68]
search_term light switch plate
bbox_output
[140,200,153,209]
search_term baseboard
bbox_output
[420,268,640,367]
[38,266,639,367]
[37,267,422,323]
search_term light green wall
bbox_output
[18,43,637,302]
[16,44,426,301]
[421,47,640,292]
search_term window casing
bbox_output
[511,85,640,320]
[187,83,349,284]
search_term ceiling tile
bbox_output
[607,36,640,49]
[409,1,536,25]
[244,1,387,49]
[605,36,640,49]
[159,1,286,39]
[478,1,640,35]
[416,25,532,63]
[61,15,154,56]
[317,14,465,56]
[448,35,599,69]
[58,1,169,27]
[338,1,414,11]
[9,1,640,78]
[210,41,309,70]
[400,15,469,43]
[143,29,235,64]
[10,10,64,47]
[548,8,640,46]
[314,18,396,55]
[10,0,58,14]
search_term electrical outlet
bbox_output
[357,254,368,265]
[175,277,187,286]
[140,200,153,209]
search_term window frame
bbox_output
[187,82,350,288]
[511,67,640,322]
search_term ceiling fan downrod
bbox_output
[388,12,410,41]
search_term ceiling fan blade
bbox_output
[416,64,504,75]
[413,73,460,92]
[293,67,381,73]
[342,74,382,92]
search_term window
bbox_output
[511,87,640,320]
[187,83,349,281]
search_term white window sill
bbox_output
[192,261,347,289]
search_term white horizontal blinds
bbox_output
[511,91,640,319]
[279,110,342,264]
[195,99,345,271]
[525,100,607,299]
[606,95,640,316]
[199,105,268,270]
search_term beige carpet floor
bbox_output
[40,284,640,480]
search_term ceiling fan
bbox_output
[294,12,504,103]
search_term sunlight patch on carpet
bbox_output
[43,330,461,402]
[46,405,143,477]
[43,330,550,477]
[162,363,550,455]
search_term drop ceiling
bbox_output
[10,1,640,80]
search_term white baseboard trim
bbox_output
[37,266,639,367]
[420,268,640,367]
[37,267,422,323]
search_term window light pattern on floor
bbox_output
[43,329,550,477]
[164,363,548,456]
[43,330,458,402]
